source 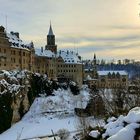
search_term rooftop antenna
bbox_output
[76,40,79,54]
[0,13,4,27]
[76,46,79,55]
[5,15,7,32]
[50,20,51,26]
[73,39,76,52]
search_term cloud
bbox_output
[0,0,140,60]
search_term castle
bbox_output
[0,24,83,86]
[84,54,128,89]
[0,24,128,88]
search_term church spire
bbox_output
[92,53,98,79]
[94,53,96,60]
[45,22,57,54]
[93,53,96,66]
[48,22,54,35]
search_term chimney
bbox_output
[0,26,5,32]
[41,47,43,53]
[14,32,19,38]
[10,31,19,38]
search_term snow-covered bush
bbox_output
[57,128,70,140]
[69,81,80,95]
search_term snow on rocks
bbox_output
[0,79,21,95]
[124,107,140,123]
[107,117,117,123]
[89,107,140,140]
[107,123,140,140]
[89,130,100,138]
[103,115,125,138]
[0,70,31,95]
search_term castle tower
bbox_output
[92,53,98,79]
[45,23,57,54]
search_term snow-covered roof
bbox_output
[86,75,92,80]
[35,48,56,58]
[35,49,82,64]
[86,75,97,81]
[58,50,82,64]
[98,71,128,76]
[7,32,31,51]
[85,70,128,76]
[84,68,93,72]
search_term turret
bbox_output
[45,23,57,54]
[92,53,98,79]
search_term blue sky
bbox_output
[0,0,140,60]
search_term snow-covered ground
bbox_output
[0,88,93,140]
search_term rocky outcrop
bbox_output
[0,70,31,133]
[0,70,60,133]
[11,87,30,123]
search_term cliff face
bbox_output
[0,70,31,133]
[0,70,73,133]
[11,87,30,123]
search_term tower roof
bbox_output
[48,23,54,36]
[94,53,96,60]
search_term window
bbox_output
[122,78,126,82]
[23,52,25,56]
[4,49,6,53]
[101,78,105,82]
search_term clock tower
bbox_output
[45,23,57,54]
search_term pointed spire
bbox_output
[48,21,54,35]
[94,53,96,60]
[93,53,97,66]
